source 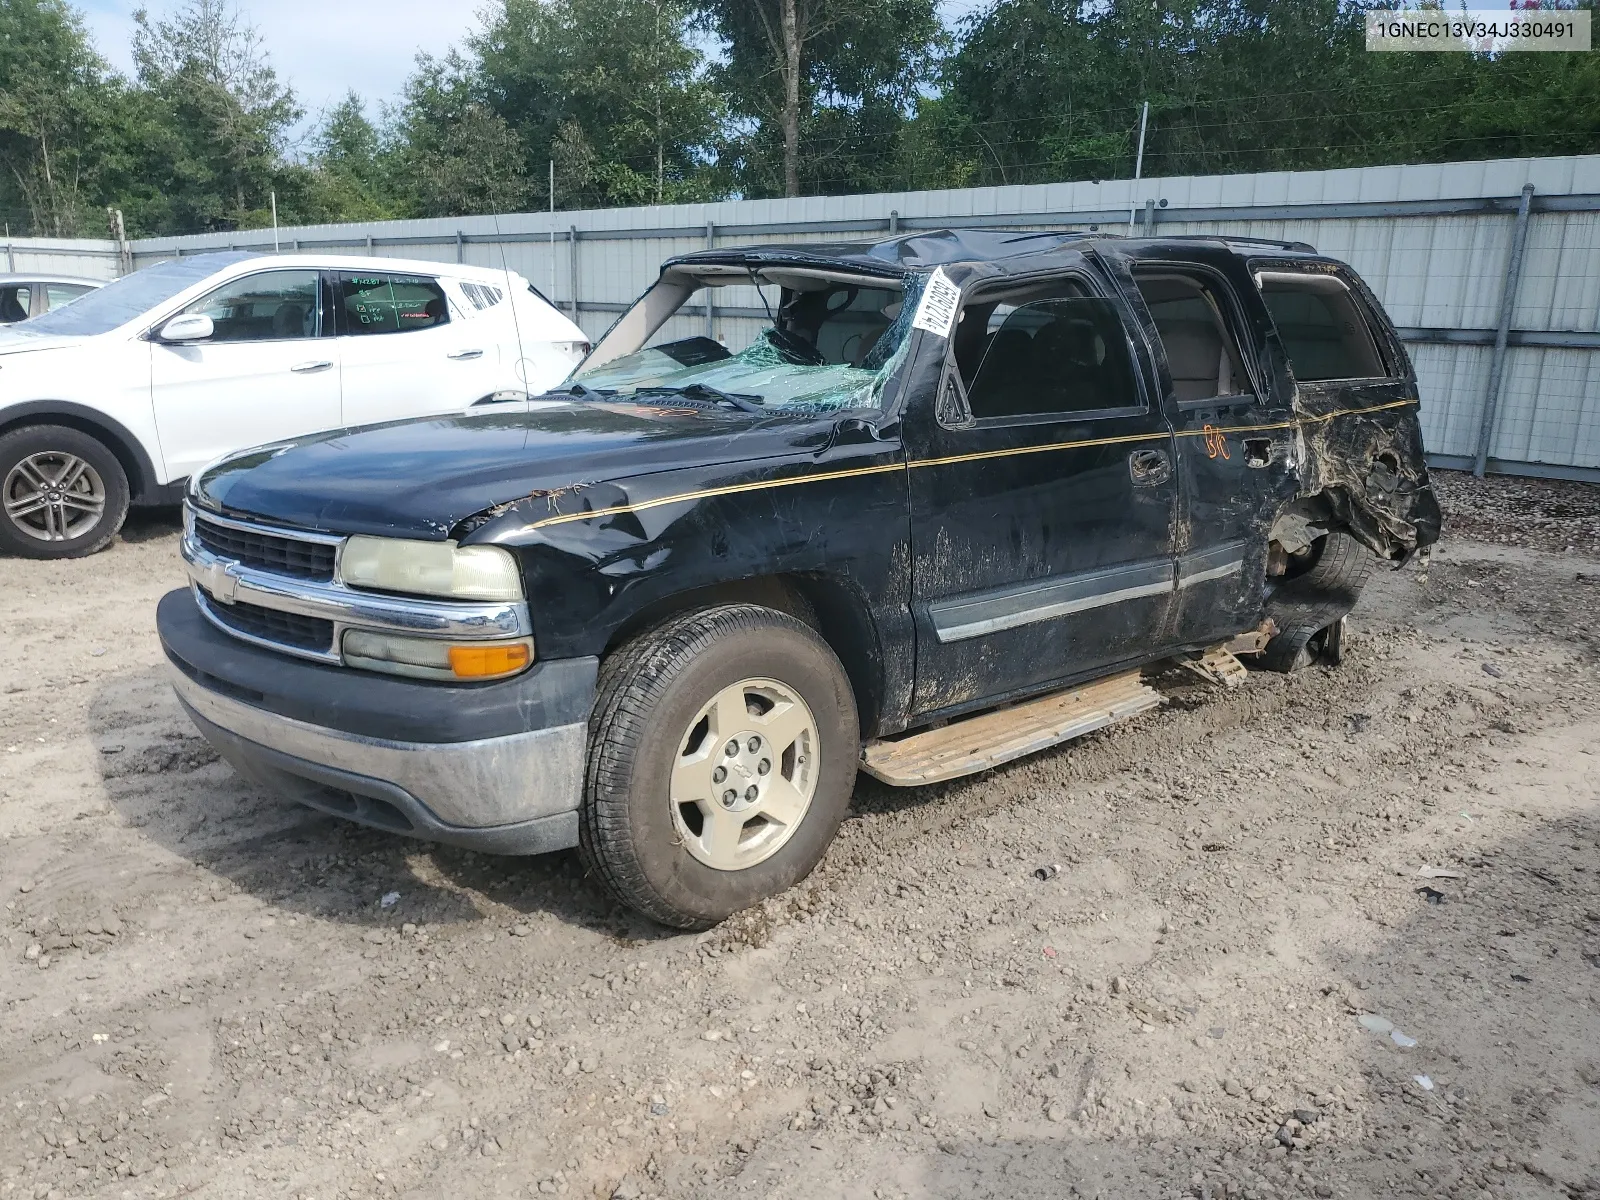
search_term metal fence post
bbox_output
[1475,183,1535,478]
[889,209,899,235]
[365,234,375,255]
[1143,199,1157,232]
[705,221,716,338]
[568,225,579,321]
[4,240,12,272]
[455,231,464,263]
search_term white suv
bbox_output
[0,252,590,558]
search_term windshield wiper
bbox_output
[548,382,617,402]
[635,383,765,414]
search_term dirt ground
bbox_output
[2,470,1599,1200]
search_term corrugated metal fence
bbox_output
[9,153,1599,482]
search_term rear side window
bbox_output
[1256,272,1388,381]
[0,285,30,322]
[339,274,449,335]
[44,284,92,310]
[958,290,1140,421]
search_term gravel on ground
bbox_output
[2,479,1598,1200]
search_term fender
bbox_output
[0,399,174,504]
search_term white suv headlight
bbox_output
[339,537,523,601]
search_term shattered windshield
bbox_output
[571,269,925,413]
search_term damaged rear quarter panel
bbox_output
[1254,258,1444,560]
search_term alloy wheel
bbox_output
[669,677,820,871]
[3,451,107,542]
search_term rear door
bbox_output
[1112,247,1302,648]
[150,268,342,479]
[333,270,501,425]
[904,266,1179,717]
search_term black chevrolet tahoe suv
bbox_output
[156,230,1441,929]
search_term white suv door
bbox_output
[150,269,342,479]
[333,270,499,426]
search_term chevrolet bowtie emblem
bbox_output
[204,560,242,604]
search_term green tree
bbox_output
[388,49,533,217]
[409,0,722,212]
[123,0,300,232]
[916,0,1600,191]
[697,0,943,198]
[299,91,399,221]
[0,0,120,235]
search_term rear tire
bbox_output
[1260,530,1373,672]
[0,424,130,559]
[579,604,859,929]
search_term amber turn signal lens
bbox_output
[448,642,532,679]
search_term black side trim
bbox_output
[157,587,597,743]
[186,704,578,856]
[928,556,1175,643]
[1176,540,1248,586]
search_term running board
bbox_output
[860,670,1160,786]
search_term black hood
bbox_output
[195,402,835,538]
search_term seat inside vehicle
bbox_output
[1134,274,1253,403]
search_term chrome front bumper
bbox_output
[170,664,586,832]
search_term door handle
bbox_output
[1128,447,1171,486]
[447,348,484,360]
[290,360,333,373]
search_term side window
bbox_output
[44,284,92,311]
[1133,272,1255,404]
[459,281,503,311]
[0,285,31,322]
[959,293,1140,421]
[181,270,322,342]
[340,273,449,335]
[1256,272,1388,381]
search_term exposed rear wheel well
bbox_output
[602,573,885,738]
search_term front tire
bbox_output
[579,604,859,929]
[0,425,130,559]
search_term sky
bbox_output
[78,0,487,141]
[78,0,994,135]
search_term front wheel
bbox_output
[0,424,130,559]
[579,604,859,929]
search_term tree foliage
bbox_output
[0,0,1594,236]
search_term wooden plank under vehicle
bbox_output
[860,669,1160,786]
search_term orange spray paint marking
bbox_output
[1203,424,1231,460]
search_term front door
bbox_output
[151,268,342,480]
[905,266,1179,718]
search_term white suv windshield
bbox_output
[7,253,253,338]
[572,269,923,413]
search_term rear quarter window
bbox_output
[1256,271,1389,382]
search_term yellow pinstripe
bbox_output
[526,398,1418,531]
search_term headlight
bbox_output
[343,631,532,681]
[339,537,523,601]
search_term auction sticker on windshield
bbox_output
[911,268,961,339]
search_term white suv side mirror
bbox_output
[158,314,215,343]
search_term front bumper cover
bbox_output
[157,588,596,855]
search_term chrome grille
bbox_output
[199,589,335,654]
[193,512,336,580]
